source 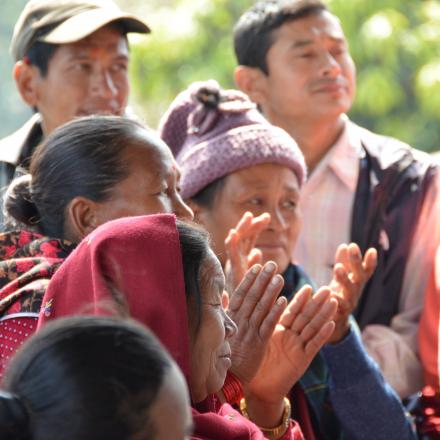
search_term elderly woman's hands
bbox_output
[224,211,270,292]
[327,243,377,343]
[243,285,337,430]
[227,261,287,386]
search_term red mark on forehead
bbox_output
[89,47,101,58]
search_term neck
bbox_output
[269,114,346,172]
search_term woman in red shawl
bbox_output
[38,214,338,440]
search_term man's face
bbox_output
[258,10,356,125]
[32,25,129,135]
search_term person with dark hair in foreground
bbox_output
[37,214,340,439]
[233,0,438,398]
[0,0,150,217]
[0,315,193,440]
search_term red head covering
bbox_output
[38,214,190,377]
[37,214,303,440]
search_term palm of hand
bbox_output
[245,322,310,402]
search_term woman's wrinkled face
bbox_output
[188,249,237,403]
[93,134,194,226]
[194,163,301,273]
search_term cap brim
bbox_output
[39,8,150,44]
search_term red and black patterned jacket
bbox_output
[0,229,75,379]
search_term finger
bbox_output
[347,243,364,283]
[247,213,271,238]
[238,214,270,253]
[248,273,284,329]
[300,296,338,342]
[290,286,331,334]
[304,320,336,357]
[228,264,262,312]
[332,263,350,296]
[279,285,313,328]
[363,247,378,278]
[229,261,278,319]
[248,248,263,267]
[334,243,349,267]
[225,230,240,266]
[234,211,254,233]
[258,295,287,341]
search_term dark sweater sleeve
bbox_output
[321,325,416,440]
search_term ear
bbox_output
[65,197,99,242]
[234,65,268,106]
[13,61,41,108]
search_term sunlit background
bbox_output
[1,0,439,151]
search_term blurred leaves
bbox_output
[127,0,440,152]
[1,0,439,151]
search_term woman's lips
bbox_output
[219,352,232,368]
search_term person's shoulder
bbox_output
[350,121,435,170]
[0,114,42,165]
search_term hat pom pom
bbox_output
[188,82,222,136]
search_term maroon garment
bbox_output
[0,230,75,378]
[39,214,304,440]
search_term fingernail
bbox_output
[276,296,286,306]
[264,261,276,273]
[271,275,281,285]
[251,265,261,274]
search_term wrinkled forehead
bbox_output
[200,249,225,298]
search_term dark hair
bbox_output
[190,177,227,210]
[4,115,160,238]
[0,316,173,440]
[26,41,59,77]
[176,219,211,332]
[233,0,327,74]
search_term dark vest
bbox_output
[350,126,437,328]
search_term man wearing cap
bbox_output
[0,0,150,197]
[233,0,439,398]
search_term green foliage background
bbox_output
[126,0,440,152]
[1,0,439,152]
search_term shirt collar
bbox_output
[312,117,363,192]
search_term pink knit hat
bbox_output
[158,80,306,199]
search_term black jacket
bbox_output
[350,125,437,328]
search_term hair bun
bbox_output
[0,390,30,439]
[3,174,40,230]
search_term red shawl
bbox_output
[38,214,303,440]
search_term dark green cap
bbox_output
[10,0,151,61]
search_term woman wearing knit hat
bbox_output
[159,81,416,440]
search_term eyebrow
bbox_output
[290,36,346,49]
[291,39,314,49]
